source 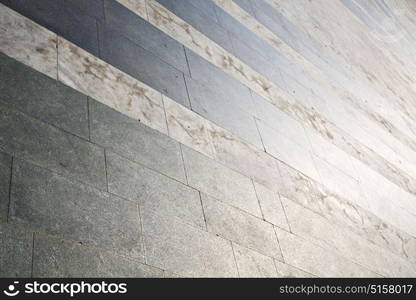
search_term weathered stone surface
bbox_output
[0,54,89,139]
[202,194,282,260]
[106,151,205,229]
[0,222,33,277]
[10,159,143,261]
[90,100,186,183]
[182,145,261,217]
[0,102,106,190]
[0,152,11,222]
[33,233,163,278]
[232,243,277,278]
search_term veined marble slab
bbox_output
[57,37,168,135]
[0,4,57,79]
[282,197,416,277]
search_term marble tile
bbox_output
[274,227,379,277]
[0,152,12,222]
[202,194,283,260]
[106,151,204,229]
[10,159,144,261]
[33,233,163,278]
[257,120,320,181]
[0,222,33,277]
[253,181,290,231]
[282,197,416,277]
[163,95,216,158]
[232,243,277,278]
[181,145,262,217]
[274,260,315,278]
[0,102,106,190]
[274,160,321,213]
[0,4,57,78]
[142,210,238,277]
[90,100,186,183]
[0,54,89,139]
[57,37,168,135]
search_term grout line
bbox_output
[253,117,266,152]
[198,191,208,231]
[272,226,285,264]
[230,242,241,278]
[55,34,59,81]
[137,201,147,265]
[178,144,189,185]
[6,156,14,223]
[87,97,92,141]
[251,178,266,220]
[278,194,293,233]
[103,149,109,192]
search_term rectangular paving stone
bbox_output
[99,26,190,107]
[9,159,144,261]
[185,76,263,148]
[181,145,262,217]
[253,181,289,231]
[90,100,186,183]
[156,0,235,53]
[275,227,378,277]
[33,233,163,278]
[0,54,89,139]
[0,222,33,277]
[142,210,238,277]
[184,49,255,114]
[0,102,106,190]
[2,0,101,56]
[202,194,282,260]
[0,152,12,222]
[232,242,277,278]
[106,151,204,229]
[104,0,189,75]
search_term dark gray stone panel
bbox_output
[156,0,235,53]
[0,103,106,190]
[89,100,186,183]
[106,151,205,229]
[0,54,89,139]
[9,160,144,260]
[104,0,189,75]
[99,26,190,107]
[33,234,162,277]
[0,223,33,277]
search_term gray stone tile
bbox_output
[253,181,289,231]
[156,0,235,53]
[202,194,282,260]
[142,210,238,277]
[104,0,189,75]
[0,102,106,190]
[89,100,186,183]
[274,260,314,277]
[181,145,262,217]
[184,49,254,114]
[0,222,33,277]
[232,243,277,278]
[0,54,89,139]
[9,159,144,261]
[99,26,190,107]
[0,152,12,222]
[185,76,263,148]
[2,0,101,56]
[106,151,204,229]
[233,0,256,16]
[33,233,163,278]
